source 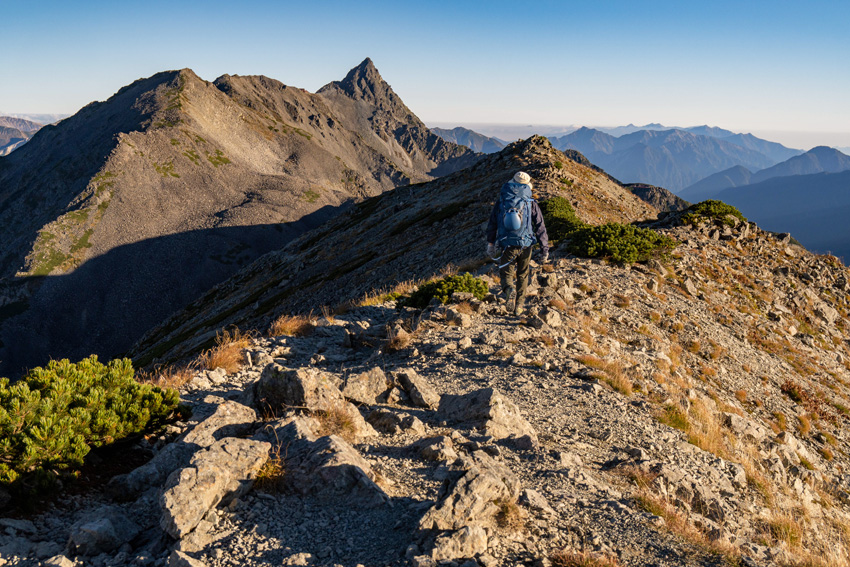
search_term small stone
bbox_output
[43,556,75,567]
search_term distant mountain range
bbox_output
[435,123,808,192]
[680,146,850,202]
[0,117,43,156]
[430,127,506,153]
[0,58,478,375]
[548,126,791,191]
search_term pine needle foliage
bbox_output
[398,273,488,309]
[540,196,676,264]
[681,199,747,226]
[0,356,179,490]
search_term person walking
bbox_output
[486,171,550,315]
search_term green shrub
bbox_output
[399,273,488,309]
[0,356,179,490]
[567,223,676,264]
[681,199,746,226]
[539,197,586,242]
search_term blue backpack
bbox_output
[496,182,536,248]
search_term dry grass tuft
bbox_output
[577,355,633,396]
[549,298,568,310]
[495,498,526,531]
[550,550,622,567]
[254,444,286,493]
[315,404,357,443]
[735,389,748,404]
[453,301,475,315]
[137,363,196,389]
[613,294,631,308]
[268,314,314,337]
[798,414,812,436]
[199,328,251,374]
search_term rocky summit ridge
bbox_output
[4,184,850,566]
[0,59,478,376]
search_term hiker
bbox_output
[486,171,550,315]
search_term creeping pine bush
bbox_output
[681,199,747,227]
[568,223,677,264]
[0,356,179,490]
[539,196,676,264]
[399,273,488,309]
[539,197,586,242]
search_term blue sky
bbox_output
[2,0,849,148]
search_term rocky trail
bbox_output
[3,211,850,567]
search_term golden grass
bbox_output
[576,354,633,396]
[550,550,622,567]
[268,314,314,337]
[315,403,357,443]
[137,363,196,389]
[254,444,286,493]
[495,498,526,531]
[199,328,251,374]
[798,414,812,436]
[549,298,568,310]
[620,465,740,562]
[735,389,748,404]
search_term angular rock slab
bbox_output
[68,506,141,556]
[255,364,375,439]
[108,400,257,500]
[395,368,440,409]
[256,364,342,410]
[341,367,389,405]
[161,437,270,539]
[255,416,389,507]
[431,525,487,562]
[419,453,520,531]
[438,387,538,447]
[169,550,208,567]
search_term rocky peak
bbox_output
[319,57,392,104]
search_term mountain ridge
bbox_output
[0,60,479,376]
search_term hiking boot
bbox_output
[504,288,516,313]
[513,295,525,315]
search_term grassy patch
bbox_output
[302,189,320,203]
[207,149,231,167]
[198,328,250,374]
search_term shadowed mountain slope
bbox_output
[679,165,754,202]
[432,126,507,153]
[129,136,658,366]
[716,170,850,261]
[0,59,479,376]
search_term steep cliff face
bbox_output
[0,60,479,375]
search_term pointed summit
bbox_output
[319,57,391,104]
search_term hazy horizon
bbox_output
[3,0,848,152]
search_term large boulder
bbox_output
[160,437,270,539]
[255,365,341,410]
[438,388,538,447]
[108,400,257,500]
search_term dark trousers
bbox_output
[499,246,533,298]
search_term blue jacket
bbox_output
[486,185,550,254]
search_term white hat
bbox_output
[513,171,532,185]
